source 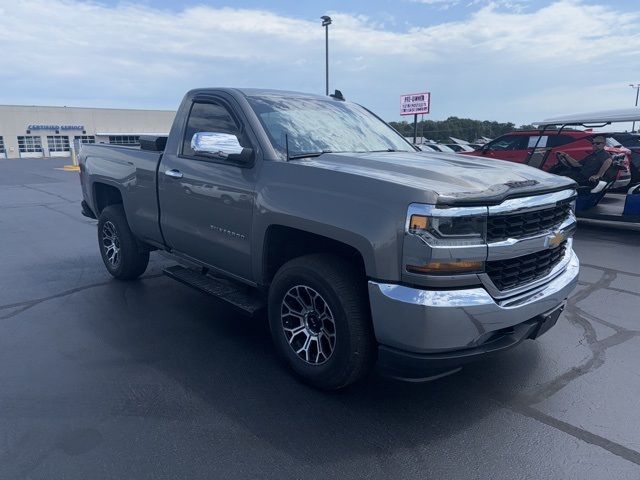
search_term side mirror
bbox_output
[191,132,254,166]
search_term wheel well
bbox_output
[263,226,366,285]
[93,183,123,214]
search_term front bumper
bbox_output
[368,248,579,377]
[378,304,564,380]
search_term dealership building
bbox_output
[0,105,176,159]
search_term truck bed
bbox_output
[80,143,164,246]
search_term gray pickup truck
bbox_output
[79,88,579,389]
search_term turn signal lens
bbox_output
[410,214,428,230]
[406,261,484,275]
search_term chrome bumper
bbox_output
[368,248,579,353]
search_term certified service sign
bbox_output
[400,92,430,116]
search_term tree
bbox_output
[389,116,534,143]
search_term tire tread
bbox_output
[98,205,149,280]
[269,253,376,390]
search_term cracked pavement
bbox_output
[1,158,639,479]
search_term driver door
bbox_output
[482,135,529,163]
[158,99,257,281]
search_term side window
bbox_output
[182,101,243,157]
[547,135,575,148]
[488,135,528,151]
[527,135,548,148]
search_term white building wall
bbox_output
[0,105,175,159]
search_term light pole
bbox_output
[630,83,640,132]
[321,15,332,96]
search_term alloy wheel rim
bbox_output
[102,221,121,268]
[280,285,336,365]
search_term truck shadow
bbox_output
[86,274,546,465]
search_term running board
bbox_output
[163,265,265,316]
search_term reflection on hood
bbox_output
[295,151,575,205]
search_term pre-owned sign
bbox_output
[400,92,430,116]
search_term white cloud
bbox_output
[0,0,638,124]
[410,0,530,11]
[410,0,461,5]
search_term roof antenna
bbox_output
[329,89,345,101]
[285,134,290,161]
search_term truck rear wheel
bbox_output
[97,205,149,280]
[268,254,376,390]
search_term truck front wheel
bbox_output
[97,205,149,280]
[268,254,376,390]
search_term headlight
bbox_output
[405,204,487,275]
[407,207,487,246]
[409,214,486,243]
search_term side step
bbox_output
[163,265,266,316]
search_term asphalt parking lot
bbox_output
[1,158,639,480]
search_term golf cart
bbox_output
[529,109,640,225]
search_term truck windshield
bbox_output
[246,94,415,158]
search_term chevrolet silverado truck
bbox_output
[79,88,579,390]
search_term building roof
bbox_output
[0,104,175,113]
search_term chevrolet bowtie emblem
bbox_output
[548,230,567,248]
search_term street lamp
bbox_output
[321,15,332,96]
[630,84,640,132]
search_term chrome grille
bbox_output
[487,202,571,242]
[486,242,567,291]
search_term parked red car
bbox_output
[461,130,632,189]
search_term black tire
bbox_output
[97,204,149,280]
[268,254,376,390]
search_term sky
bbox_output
[0,0,639,126]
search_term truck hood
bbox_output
[294,151,575,205]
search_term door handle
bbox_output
[165,169,183,179]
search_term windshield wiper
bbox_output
[287,150,333,160]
